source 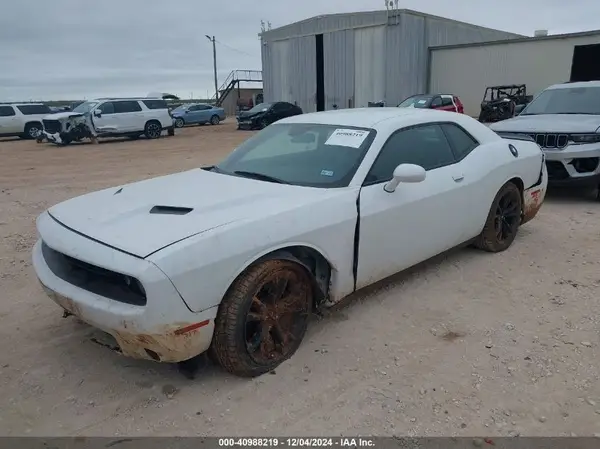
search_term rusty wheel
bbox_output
[211,260,312,377]
[475,182,522,253]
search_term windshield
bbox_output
[521,86,600,115]
[73,101,99,114]
[214,123,377,188]
[248,102,273,113]
[398,95,432,108]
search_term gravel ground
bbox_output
[0,123,599,437]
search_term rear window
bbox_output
[142,99,168,110]
[16,104,51,115]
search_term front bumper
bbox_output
[32,212,217,363]
[237,119,255,130]
[43,131,63,144]
[543,143,600,187]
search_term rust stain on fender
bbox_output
[522,188,544,225]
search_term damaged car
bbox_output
[40,97,175,145]
[33,108,547,378]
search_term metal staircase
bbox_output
[212,70,262,106]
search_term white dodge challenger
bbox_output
[33,108,547,377]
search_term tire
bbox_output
[210,259,313,377]
[210,115,220,125]
[475,182,522,253]
[174,117,185,128]
[259,118,269,129]
[24,122,43,139]
[144,121,162,139]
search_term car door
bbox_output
[92,101,117,133]
[113,100,144,132]
[196,105,213,123]
[270,103,288,122]
[185,105,202,124]
[429,96,443,110]
[0,106,19,134]
[438,95,458,112]
[356,123,471,288]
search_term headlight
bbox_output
[570,134,600,144]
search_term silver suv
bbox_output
[490,81,600,187]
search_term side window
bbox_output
[0,106,16,117]
[430,97,442,108]
[98,102,114,114]
[198,105,212,110]
[16,104,52,115]
[441,123,479,160]
[365,124,456,184]
[188,105,199,111]
[142,99,167,110]
[441,96,454,107]
[113,101,142,113]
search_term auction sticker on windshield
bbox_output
[325,129,369,148]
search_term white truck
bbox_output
[0,103,52,139]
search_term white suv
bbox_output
[42,97,175,145]
[0,103,52,139]
[491,81,600,187]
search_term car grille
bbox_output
[41,241,147,306]
[43,119,61,134]
[546,161,569,180]
[529,133,569,149]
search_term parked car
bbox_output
[237,101,303,130]
[398,94,464,114]
[41,97,175,145]
[171,103,225,127]
[33,108,547,377]
[0,103,52,139]
[490,81,600,188]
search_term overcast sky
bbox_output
[1,0,597,101]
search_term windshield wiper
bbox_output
[233,170,289,184]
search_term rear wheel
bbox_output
[210,260,313,377]
[144,121,162,139]
[475,182,522,252]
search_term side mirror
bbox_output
[93,109,101,117]
[384,164,426,193]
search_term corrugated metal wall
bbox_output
[323,30,355,110]
[260,10,523,109]
[354,26,386,108]
[385,14,426,106]
[288,36,317,112]
[429,33,600,116]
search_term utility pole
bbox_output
[205,35,218,103]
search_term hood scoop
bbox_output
[149,205,193,215]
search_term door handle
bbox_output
[452,175,465,182]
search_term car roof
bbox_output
[547,80,600,90]
[280,107,458,128]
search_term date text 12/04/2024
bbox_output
[218,438,375,447]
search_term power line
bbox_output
[214,39,257,58]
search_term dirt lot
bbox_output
[1,122,599,437]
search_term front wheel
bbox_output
[210,115,220,125]
[174,117,185,128]
[210,260,313,377]
[475,182,522,252]
[144,121,162,139]
[24,122,43,139]
[259,118,269,129]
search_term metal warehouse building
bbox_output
[259,9,523,113]
[429,30,600,116]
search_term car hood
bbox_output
[237,111,265,120]
[47,168,330,258]
[44,111,84,121]
[490,114,600,133]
